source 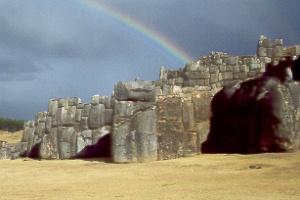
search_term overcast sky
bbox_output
[1,0,300,120]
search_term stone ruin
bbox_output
[1,35,300,162]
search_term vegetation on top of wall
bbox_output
[0,117,24,132]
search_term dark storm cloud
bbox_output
[1,0,300,119]
[104,0,300,58]
[0,57,50,81]
[0,0,134,61]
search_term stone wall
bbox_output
[18,96,113,159]
[2,35,300,161]
[112,81,158,163]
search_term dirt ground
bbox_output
[0,130,23,144]
[0,153,299,200]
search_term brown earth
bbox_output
[0,153,300,200]
[0,130,23,144]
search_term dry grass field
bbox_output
[0,130,23,144]
[0,153,300,200]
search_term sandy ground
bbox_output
[0,153,300,200]
[0,130,22,144]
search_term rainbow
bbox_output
[78,0,193,64]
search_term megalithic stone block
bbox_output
[22,125,35,143]
[48,99,58,116]
[35,122,46,138]
[64,106,76,126]
[99,96,112,109]
[114,101,134,118]
[40,127,59,159]
[45,116,52,133]
[57,127,76,159]
[56,106,76,126]
[75,109,82,122]
[35,112,47,124]
[112,121,136,163]
[132,109,157,162]
[68,97,82,106]
[183,100,195,131]
[88,104,105,129]
[81,104,91,117]
[104,109,113,125]
[92,126,111,144]
[91,95,100,105]
[114,80,156,102]
[80,117,89,130]
[76,129,92,154]
[58,98,68,108]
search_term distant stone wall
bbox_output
[2,35,300,161]
[19,96,113,160]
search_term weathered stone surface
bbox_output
[92,126,111,144]
[48,99,58,116]
[35,112,47,123]
[68,97,82,106]
[182,101,195,131]
[157,97,183,121]
[76,129,92,153]
[80,117,89,130]
[0,141,10,159]
[88,104,105,129]
[56,106,76,126]
[114,80,156,102]
[22,126,35,143]
[39,132,59,159]
[91,95,100,105]
[45,116,52,133]
[57,127,76,159]
[104,109,113,125]
[99,96,112,109]
[81,104,91,117]
[202,60,300,153]
[112,121,133,163]
[35,122,46,137]
[132,109,157,162]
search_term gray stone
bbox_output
[68,97,82,106]
[40,134,55,159]
[58,98,68,108]
[104,109,113,125]
[35,112,47,123]
[112,121,134,163]
[184,71,210,79]
[45,116,52,133]
[223,72,233,80]
[57,127,76,159]
[210,73,219,84]
[80,117,89,130]
[88,104,105,129]
[56,106,76,126]
[35,122,46,137]
[91,95,100,105]
[92,126,111,144]
[257,47,267,57]
[81,104,91,117]
[183,101,195,131]
[99,96,112,109]
[22,126,35,143]
[75,109,82,122]
[132,109,157,162]
[76,130,92,153]
[48,99,58,116]
[114,80,156,102]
